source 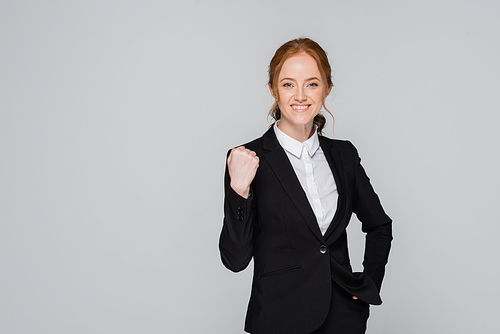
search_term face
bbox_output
[271,53,331,136]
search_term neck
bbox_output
[277,121,315,143]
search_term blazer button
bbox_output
[237,206,244,221]
[319,245,328,254]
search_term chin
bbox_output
[292,114,317,125]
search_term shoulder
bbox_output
[226,136,263,153]
[319,135,358,156]
[319,135,351,146]
[240,136,264,151]
[225,134,265,159]
[228,127,274,154]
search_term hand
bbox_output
[228,146,259,198]
[352,296,358,300]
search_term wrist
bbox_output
[230,182,250,199]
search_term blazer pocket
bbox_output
[259,265,301,279]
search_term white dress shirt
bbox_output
[274,122,338,235]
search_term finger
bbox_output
[352,296,358,300]
[231,146,243,154]
[230,147,244,159]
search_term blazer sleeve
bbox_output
[218,151,256,273]
[349,141,393,292]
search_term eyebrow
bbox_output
[279,77,321,82]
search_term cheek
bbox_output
[311,90,325,102]
[277,91,293,105]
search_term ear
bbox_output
[326,84,333,96]
[269,83,276,99]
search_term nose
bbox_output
[295,86,306,102]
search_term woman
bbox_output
[219,38,392,334]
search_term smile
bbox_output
[291,105,310,110]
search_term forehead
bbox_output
[279,53,321,79]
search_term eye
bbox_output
[307,82,319,87]
[282,83,293,88]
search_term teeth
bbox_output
[292,105,309,110]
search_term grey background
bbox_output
[1,0,499,333]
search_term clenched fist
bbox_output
[228,146,259,198]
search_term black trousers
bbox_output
[311,280,370,334]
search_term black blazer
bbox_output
[219,127,392,334]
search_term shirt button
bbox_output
[319,245,328,254]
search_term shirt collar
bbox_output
[273,121,320,158]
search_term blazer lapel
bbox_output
[319,137,348,240]
[261,128,324,241]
